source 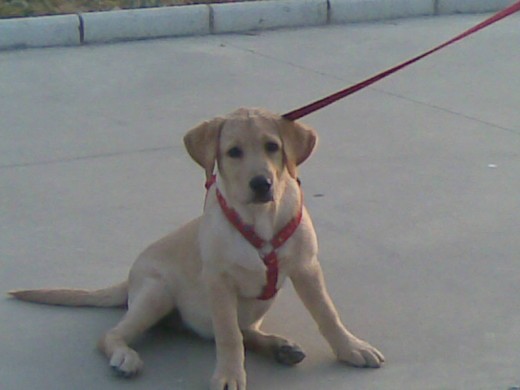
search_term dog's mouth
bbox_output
[251,192,274,204]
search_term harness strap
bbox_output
[206,175,303,300]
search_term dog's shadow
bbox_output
[124,311,367,389]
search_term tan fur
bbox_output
[9,108,384,389]
[9,282,128,307]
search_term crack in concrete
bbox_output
[0,145,177,170]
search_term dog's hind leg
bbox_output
[242,326,306,366]
[97,278,175,377]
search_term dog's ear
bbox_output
[184,117,225,181]
[279,119,318,178]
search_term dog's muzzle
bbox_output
[249,175,273,203]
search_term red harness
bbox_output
[205,176,303,300]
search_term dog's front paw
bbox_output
[109,347,143,377]
[335,336,385,368]
[210,366,246,390]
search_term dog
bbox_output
[9,108,384,389]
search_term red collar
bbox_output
[205,175,303,300]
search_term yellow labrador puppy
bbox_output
[9,108,384,389]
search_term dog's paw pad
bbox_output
[275,344,306,366]
[111,365,135,378]
[109,348,143,377]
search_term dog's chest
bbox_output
[251,213,275,242]
[199,199,312,299]
[201,223,294,298]
[228,249,291,299]
[223,232,293,297]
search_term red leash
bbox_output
[283,1,520,121]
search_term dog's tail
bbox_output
[8,281,128,307]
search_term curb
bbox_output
[330,0,433,23]
[81,5,210,43]
[212,0,327,33]
[0,0,516,50]
[0,14,80,49]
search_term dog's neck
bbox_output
[206,172,303,300]
[207,173,301,242]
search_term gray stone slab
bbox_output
[437,0,518,14]
[0,14,80,50]
[212,0,328,33]
[330,0,434,23]
[81,5,210,44]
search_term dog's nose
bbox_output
[249,175,272,198]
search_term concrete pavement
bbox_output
[1,12,519,390]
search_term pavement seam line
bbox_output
[434,0,440,15]
[77,13,85,44]
[207,4,215,34]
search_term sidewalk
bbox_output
[1,11,519,390]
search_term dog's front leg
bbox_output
[209,275,247,390]
[290,258,385,368]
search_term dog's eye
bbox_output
[265,142,280,153]
[227,146,243,159]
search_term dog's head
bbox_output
[184,108,317,205]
